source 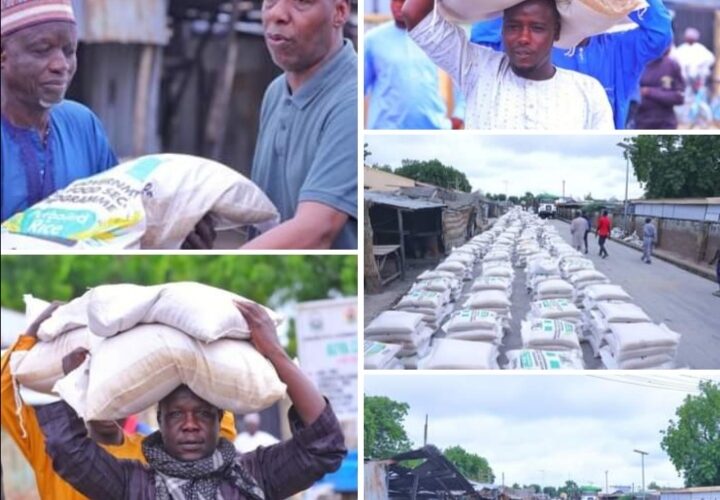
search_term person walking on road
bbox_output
[582,211,591,254]
[710,249,720,297]
[596,210,611,259]
[642,218,657,264]
[570,211,587,251]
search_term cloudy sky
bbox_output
[364,373,720,490]
[365,134,648,200]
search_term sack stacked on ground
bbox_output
[533,278,574,301]
[11,285,286,420]
[394,290,452,329]
[525,257,560,290]
[470,276,512,297]
[364,311,434,365]
[520,319,581,352]
[504,349,585,370]
[411,277,462,302]
[441,309,504,342]
[559,256,595,280]
[463,290,512,322]
[418,338,500,370]
[364,340,403,369]
[599,322,680,369]
[435,259,473,281]
[528,299,583,327]
[570,270,611,305]
[1,154,280,249]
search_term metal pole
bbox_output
[624,156,630,234]
[423,414,428,446]
[605,471,608,494]
[633,450,648,500]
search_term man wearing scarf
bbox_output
[33,301,347,499]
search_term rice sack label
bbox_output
[2,154,280,249]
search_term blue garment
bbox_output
[469,0,672,129]
[470,17,503,51]
[365,22,452,129]
[1,100,118,222]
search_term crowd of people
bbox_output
[364,0,717,130]
[1,0,359,249]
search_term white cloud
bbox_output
[365,134,646,200]
[365,374,719,489]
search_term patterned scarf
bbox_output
[142,432,265,500]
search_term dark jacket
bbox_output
[36,401,346,500]
[635,56,685,129]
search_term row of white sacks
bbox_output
[10,283,287,420]
[521,216,681,369]
[366,208,682,370]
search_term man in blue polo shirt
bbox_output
[470,0,673,129]
[244,0,358,249]
[0,0,118,223]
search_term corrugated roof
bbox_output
[365,190,445,210]
[661,487,720,493]
[631,197,720,205]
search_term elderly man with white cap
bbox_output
[234,412,280,453]
[0,0,118,223]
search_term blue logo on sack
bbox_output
[126,156,166,182]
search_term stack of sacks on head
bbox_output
[363,340,403,369]
[393,289,453,331]
[10,283,287,420]
[364,311,434,369]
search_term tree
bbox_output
[584,192,593,200]
[622,136,720,198]
[364,142,371,162]
[660,381,720,486]
[648,482,661,490]
[508,196,520,205]
[526,484,541,493]
[522,191,535,206]
[370,163,393,173]
[512,483,521,490]
[543,486,558,498]
[443,446,495,482]
[395,159,472,192]
[558,480,579,500]
[364,395,413,459]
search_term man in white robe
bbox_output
[403,0,614,130]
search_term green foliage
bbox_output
[371,164,393,173]
[364,142,371,162]
[364,395,413,459]
[395,159,472,192]
[648,482,661,490]
[660,381,720,487]
[558,480,580,499]
[526,484,541,493]
[543,486,558,498]
[443,445,495,482]
[0,255,357,311]
[508,196,520,205]
[512,483,521,489]
[623,136,720,198]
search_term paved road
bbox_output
[549,219,720,369]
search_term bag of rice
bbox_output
[534,279,574,300]
[520,319,581,351]
[10,327,92,393]
[80,324,285,420]
[417,269,456,281]
[596,302,650,324]
[464,290,511,309]
[418,338,500,369]
[585,284,632,303]
[87,282,282,342]
[443,309,501,332]
[1,154,280,249]
[365,310,425,337]
[396,290,448,309]
[470,276,512,293]
[529,299,582,324]
[505,349,585,370]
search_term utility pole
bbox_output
[633,449,648,500]
[605,471,608,494]
[423,414,428,446]
[562,180,565,199]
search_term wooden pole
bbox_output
[133,45,154,157]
